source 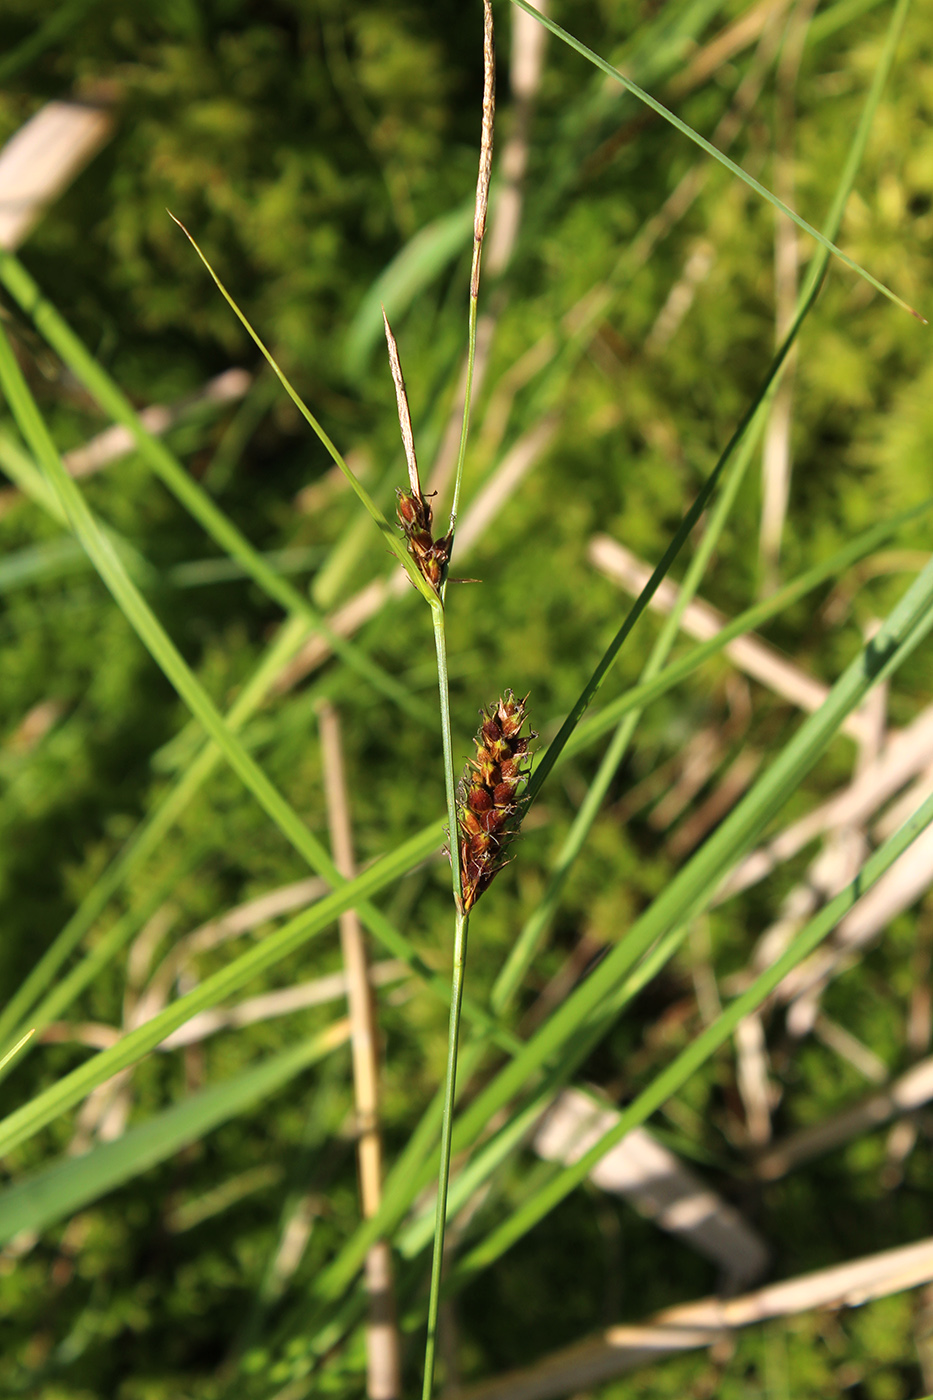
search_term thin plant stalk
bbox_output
[421,600,469,1400]
[509,0,922,321]
[446,0,495,555]
[421,7,494,1392]
[421,901,470,1400]
[319,701,401,1400]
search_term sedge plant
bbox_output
[1,1,932,1397]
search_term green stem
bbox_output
[421,903,470,1400]
[446,291,479,552]
[422,600,468,1398]
[431,603,463,907]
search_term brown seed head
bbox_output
[456,691,534,913]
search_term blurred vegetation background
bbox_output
[0,0,932,1396]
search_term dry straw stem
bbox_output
[319,699,401,1400]
[589,534,877,745]
[451,1236,933,1400]
[39,964,409,1055]
[382,307,421,501]
[426,1,545,514]
[532,1088,769,1291]
[756,1053,933,1179]
[721,703,933,900]
[0,98,113,251]
[0,369,250,515]
[471,0,495,300]
[447,0,497,539]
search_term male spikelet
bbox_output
[383,307,452,593]
[457,693,534,913]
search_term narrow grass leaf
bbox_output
[510,0,923,321]
[164,217,437,605]
[0,1023,348,1243]
[454,785,933,1278]
[0,252,430,721]
[0,823,439,1161]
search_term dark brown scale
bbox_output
[455,692,534,912]
[493,781,517,808]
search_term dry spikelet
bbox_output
[471,0,495,299]
[382,307,452,593]
[457,692,534,913]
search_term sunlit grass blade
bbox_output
[0,612,310,1053]
[445,552,933,1164]
[0,1022,348,1243]
[452,784,933,1281]
[0,821,438,1160]
[491,0,914,1009]
[0,1030,34,1078]
[0,322,508,1082]
[0,251,431,720]
[164,216,438,605]
[510,0,923,321]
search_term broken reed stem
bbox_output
[447,0,495,547]
[318,700,401,1400]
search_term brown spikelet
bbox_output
[383,307,453,593]
[456,692,534,913]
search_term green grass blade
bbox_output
[164,217,437,606]
[0,612,310,1051]
[0,1022,348,1243]
[454,784,933,1279]
[343,198,475,377]
[448,553,933,1160]
[0,252,431,720]
[510,0,923,321]
[0,822,438,1160]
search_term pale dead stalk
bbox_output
[157,961,408,1050]
[0,99,114,251]
[532,1088,769,1291]
[720,704,933,901]
[318,699,401,1400]
[425,1,548,510]
[756,1054,933,1179]
[40,961,408,1055]
[589,534,876,745]
[140,875,328,1021]
[451,1236,933,1400]
[734,1013,775,1146]
[471,0,495,302]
